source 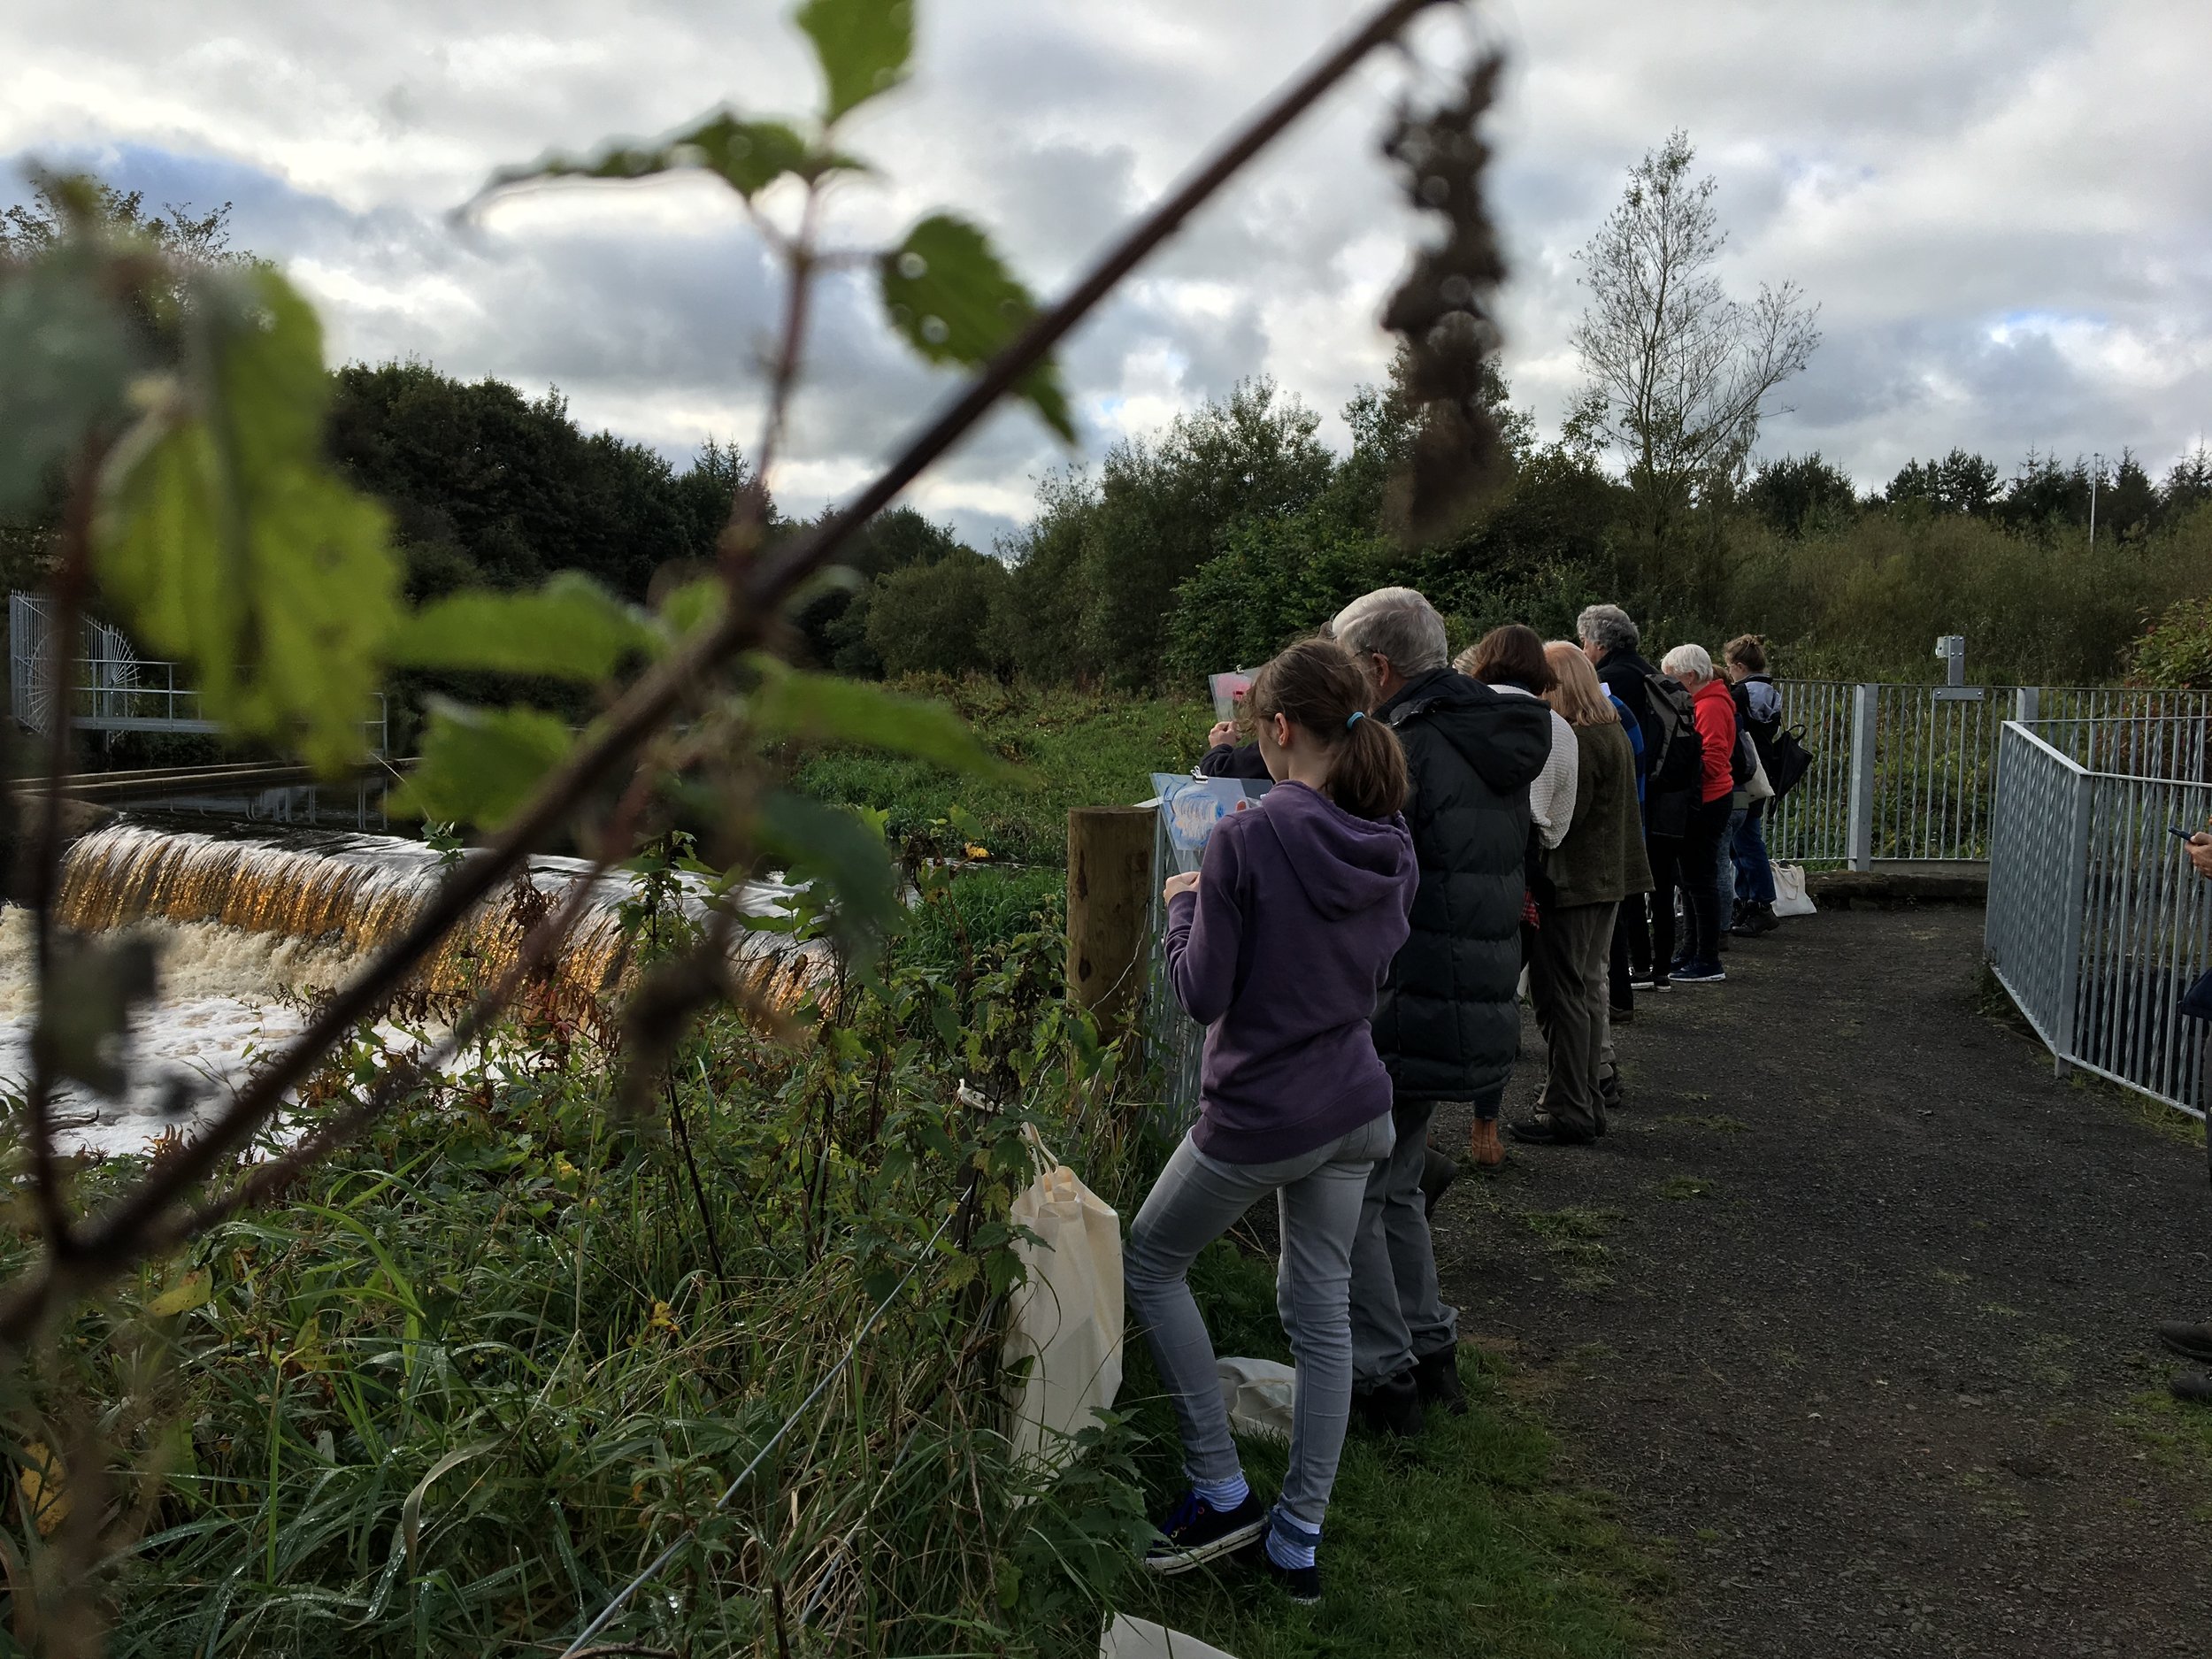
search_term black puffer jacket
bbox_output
[1371,668,1553,1103]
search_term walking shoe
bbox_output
[1600,1070,1625,1113]
[1350,1370,1423,1438]
[1509,1114,1597,1147]
[1141,1488,1269,1575]
[1627,973,1669,993]
[1671,963,1727,984]
[1254,1552,1321,1603]
[1420,1148,1459,1218]
[1468,1118,1507,1171]
[2156,1321,2212,1363]
[1732,903,1780,938]
[1413,1347,1469,1417]
[2172,1371,2212,1406]
[1609,1002,1634,1025]
[1716,930,1732,954]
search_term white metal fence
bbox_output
[1766,680,2212,868]
[1985,719,2212,1118]
[1143,809,1205,1128]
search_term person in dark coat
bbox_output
[1197,716,1272,780]
[1328,587,1551,1432]
[1578,603,1689,1001]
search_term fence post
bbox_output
[2014,686,2040,726]
[1846,684,1878,872]
[1067,806,1157,1041]
[2050,772,2095,1079]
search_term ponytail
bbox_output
[1246,638,1409,821]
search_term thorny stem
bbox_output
[719,178,824,579]
[0,0,1459,1345]
[21,434,109,1258]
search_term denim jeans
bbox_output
[1717,801,1748,917]
[1125,1112,1396,1527]
[1348,1095,1471,1388]
[1732,799,1778,904]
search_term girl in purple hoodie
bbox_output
[1127,638,1417,1602]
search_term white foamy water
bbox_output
[6,818,826,1156]
[0,907,366,1156]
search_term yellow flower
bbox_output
[964,843,990,861]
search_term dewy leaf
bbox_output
[880,214,1072,440]
[480,111,860,204]
[392,572,657,681]
[146,1270,212,1317]
[18,1442,70,1540]
[749,657,1025,781]
[96,266,402,773]
[756,789,902,961]
[388,702,577,830]
[796,0,914,123]
[0,255,135,517]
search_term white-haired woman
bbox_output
[1659,643,1740,983]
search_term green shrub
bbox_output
[2128,595,2212,688]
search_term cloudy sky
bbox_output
[7,0,2208,549]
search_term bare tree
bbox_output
[1568,130,1819,585]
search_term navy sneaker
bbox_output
[1255,1551,1321,1603]
[1672,963,1727,984]
[1141,1488,1269,1575]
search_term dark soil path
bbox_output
[1428,905,2212,1658]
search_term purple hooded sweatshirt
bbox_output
[1163,780,1417,1164]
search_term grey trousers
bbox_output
[1531,901,1617,1136]
[1348,1096,1465,1387]
[1124,1112,1396,1527]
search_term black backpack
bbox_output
[1763,725,1815,799]
[1643,672,1704,796]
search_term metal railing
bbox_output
[1766,680,2212,868]
[1144,808,1205,1130]
[1985,719,2212,1118]
[10,591,388,755]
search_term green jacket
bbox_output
[1545,718,1653,910]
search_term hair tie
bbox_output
[1346,710,1366,730]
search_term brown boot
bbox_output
[1469,1118,1506,1171]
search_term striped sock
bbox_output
[1192,1471,1249,1512]
[1264,1505,1320,1571]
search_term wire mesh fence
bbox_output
[1986,720,2212,1119]
[1767,680,2212,867]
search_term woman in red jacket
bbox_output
[1659,643,1739,983]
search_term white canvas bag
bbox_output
[1003,1126,1125,1474]
[1770,862,1816,918]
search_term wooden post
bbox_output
[1067,806,1156,1039]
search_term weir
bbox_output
[4,820,826,1152]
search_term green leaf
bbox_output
[756,789,902,963]
[146,1271,212,1317]
[748,657,1025,780]
[656,574,726,643]
[95,267,401,774]
[481,111,861,204]
[880,214,1071,440]
[392,572,657,680]
[388,701,576,829]
[0,255,135,517]
[796,0,914,122]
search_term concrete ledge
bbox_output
[1807,865,1988,907]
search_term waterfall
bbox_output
[5,819,825,1153]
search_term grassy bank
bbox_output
[788,676,1212,868]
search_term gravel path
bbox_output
[1428,904,2212,1658]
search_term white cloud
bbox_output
[6,0,2209,527]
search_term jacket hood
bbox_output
[1379,668,1551,795]
[1693,676,1735,711]
[1256,781,1415,920]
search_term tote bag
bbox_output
[1003,1125,1125,1475]
[1770,862,1816,918]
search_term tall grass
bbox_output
[1,896,1153,1656]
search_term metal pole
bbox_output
[2088,452,2099,548]
[2014,686,2040,726]
[2051,771,2095,1078]
[1847,683,1878,872]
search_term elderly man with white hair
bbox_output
[1658,642,1742,983]
[1325,586,1550,1433]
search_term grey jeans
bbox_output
[1349,1096,1465,1386]
[1124,1112,1396,1528]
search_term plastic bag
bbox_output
[1099,1614,1240,1659]
[1217,1356,1295,1442]
[1771,862,1817,918]
[1004,1126,1124,1474]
